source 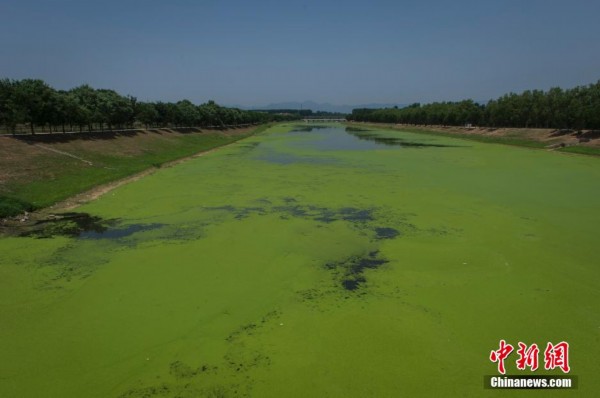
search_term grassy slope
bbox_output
[0,125,270,217]
[557,145,600,156]
[403,128,548,148]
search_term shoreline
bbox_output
[47,140,241,213]
[346,122,600,156]
[0,124,269,226]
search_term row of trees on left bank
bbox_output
[0,78,297,134]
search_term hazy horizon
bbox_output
[1,0,599,107]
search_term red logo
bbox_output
[516,342,539,371]
[544,342,570,373]
[490,340,514,375]
[490,340,570,374]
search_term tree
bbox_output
[69,85,100,131]
[12,79,56,134]
[0,79,20,133]
[136,102,159,128]
[176,100,199,126]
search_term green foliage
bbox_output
[136,102,159,128]
[351,100,484,126]
[11,79,56,133]
[0,196,34,218]
[0,79,295,134]
[351,81,600,130]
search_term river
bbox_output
[1,123,599,397]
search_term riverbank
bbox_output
[0,124,271,218]
[346,122,600,156]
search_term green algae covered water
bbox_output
[1,124,599,397]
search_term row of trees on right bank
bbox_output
[350,81,600,130]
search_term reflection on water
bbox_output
[9,212,165,240]
[79,223,165,239]
[287,124,383,150]
[289,125,332,133]
[344,127,463,148]
[348,129,460,148]
[257,148,336,165]
[285,124,461,151]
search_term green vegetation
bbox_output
[1,124,598,397]
[351,80,600,129]
[388,126,549,148]
[1,125,271,217]
[0,196,34,218]
[557,145,600,156]
[0,78,299,134]
[349,122,554,148]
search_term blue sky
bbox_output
[1,0,599,107]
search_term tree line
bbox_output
[0,78,300,134]
[350,81,600,130]
[255,109,348,119]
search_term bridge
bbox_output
[302,118,347,123]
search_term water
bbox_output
[1,124,599,397]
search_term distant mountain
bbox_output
[235,101,408,114]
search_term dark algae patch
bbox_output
[117,310,282,398]
[342,277,366,291]
[337,207,373,222]
[374,227,400,239]
[204,205,267,220]
[203,201,375,225]
[276,204,373,223]
[13,212,111,238]
[2,211,165,240]
[326,250,389,292]
[79,222,165,239]
[169,361,218,379]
